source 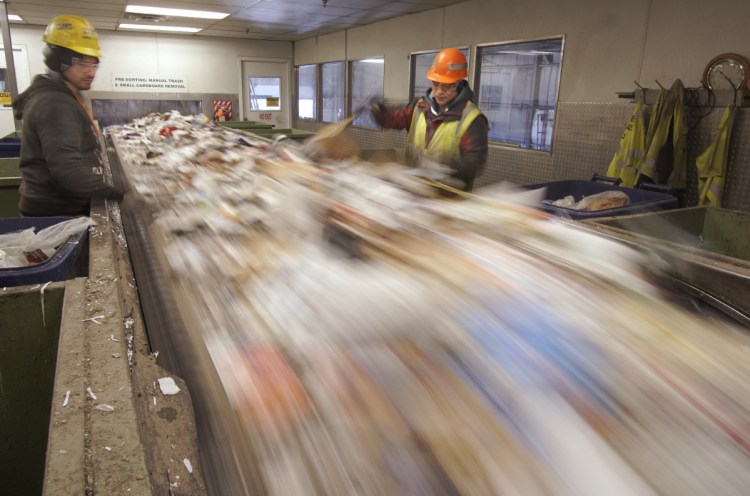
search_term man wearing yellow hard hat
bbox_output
[12,14,123,216]
[370,48,489,191]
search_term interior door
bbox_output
[240,59,290,128]
[0,45,30,135]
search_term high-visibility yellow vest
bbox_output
[697,105,735,207]
[606,101,646,188]
[406,101,482,166]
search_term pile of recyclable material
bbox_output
[108,113,750,495]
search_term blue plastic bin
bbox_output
[0,216,88,287]
[522,179,678,220]
[0,138,21,158]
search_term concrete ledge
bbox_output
[43,278,87,494]
[43,200,206,494]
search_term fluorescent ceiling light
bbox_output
[361,59,384,63]
[8,14,23,21]
[125,5,229,20]
[119,23,201,33]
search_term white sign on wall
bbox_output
[112,74,188,92]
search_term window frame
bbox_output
[474,35,565,153]
[320,60,347,124]
[247,75,282,112]
[348,57,385,129]
[295,63,318,121]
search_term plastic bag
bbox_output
[550,195,576,208]
[0,227,36,267]
[0,217,93,268]
[27,217,93,252]
[576,190,630,211]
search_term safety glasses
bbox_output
[71,58,100,70]
[430,81,457,92]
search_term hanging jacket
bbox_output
[374,80,488,191]
[12,72,121,216]
[667,85,688,188]
[606,101,646,188]
[639,80,687,188]
[645,87,667,146]
[697,105,735,207]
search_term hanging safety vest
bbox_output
[406,100,482,166]
[606,101,646,188]
[697,105,735,207]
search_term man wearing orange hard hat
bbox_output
[371,48,488,191]
[13,14,124,216]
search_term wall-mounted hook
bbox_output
[655,80,665,90]
[633,81,645,90]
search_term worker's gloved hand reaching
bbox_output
[411,157,453,179]
[364,97,385,123]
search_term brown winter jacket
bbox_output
[12,72,121,216]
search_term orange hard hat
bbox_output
[426,48,467,84]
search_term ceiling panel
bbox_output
[4,0,467,41]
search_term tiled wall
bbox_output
[296,102,750,213]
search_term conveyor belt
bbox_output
[103,122,750,495]
[106,136,267,496]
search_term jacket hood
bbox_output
[423,80,474,115]
[13,72,70,120]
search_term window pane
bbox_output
[350,58,384,128]
[297,64,316,120]
[321,61,345,123]
[476,38,563,151]
[410,48,469,102]
[248,76,281,111]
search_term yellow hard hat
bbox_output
[43,14,103,58]
[426,48,467,84]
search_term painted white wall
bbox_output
[293,0,750,103]
[317,32,346,63]
[642,0,750,87]
[1,24,292,136]
[7,25,293,94]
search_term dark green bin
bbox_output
[218,121,275,130]
[0,157,21,218]
[249,128,315,141]
[0,287,65,496]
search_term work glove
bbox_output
[364,97,385,123]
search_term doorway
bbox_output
[0,44,30,135]
[240,58,290,128]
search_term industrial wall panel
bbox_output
[550,103,632,181]
[725,110,750,212]
[476,146,553,188]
